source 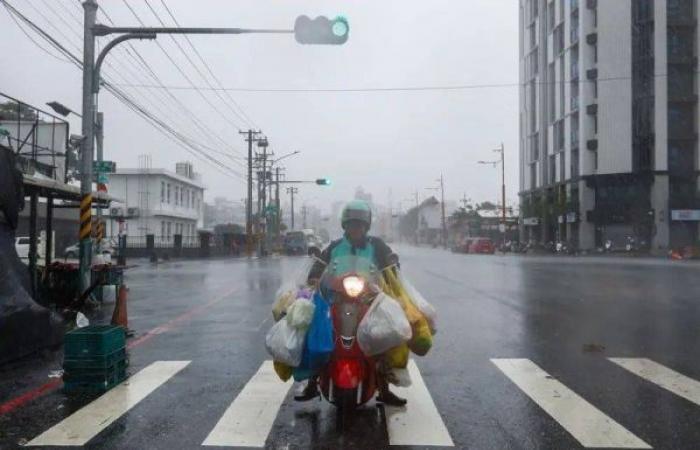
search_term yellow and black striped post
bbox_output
[79,194,92,240]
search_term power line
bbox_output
[2,0,246,181]
[108,73,681,93]
[156,0,259,130]
[1,3,71,62]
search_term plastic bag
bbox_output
[380,269,424,325]
[398,271,437,332]
[385,343,410,369]
[409,317,433,356]
[272,257,315,321]
[286,298,315,330]
[273,361,293,382]
[387,367,412,387]
[306,292,334,355]
[357,293,412,356]
[265,318,305,367]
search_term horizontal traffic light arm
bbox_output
[93,25,294,37]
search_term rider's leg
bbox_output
[376,373,407,406]
[293,375,319,402]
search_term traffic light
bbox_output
[316,178,332,186]
[294,15,349,45]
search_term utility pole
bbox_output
[302,205,308,229]
[78,0,98,296]
[439,174,447,248]
[287,187,298,230]
[240,129,261,255]
[498,143,506,249]
[275,166,281,244]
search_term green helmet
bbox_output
[341,200,372,230]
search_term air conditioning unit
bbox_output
[127,207,140,217]
[110,207,124,217]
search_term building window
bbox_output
[161,221,165,241]
[548,2,556,30]
[554,119,565,151]
[553,25,564,54]
[560,151,566,181]
[530,163,537,190]
[549,63,556,123]
[167,222,171,240]
[529,23,536,49]
[161,181,165,203]
[559,57,565,116]
[166,184,171,203]
[180,187,184,205]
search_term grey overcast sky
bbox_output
[0,0,519,211]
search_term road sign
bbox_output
[93,160,116,173]
[97,173,109,184]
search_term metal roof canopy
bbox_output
[23,174,122,206]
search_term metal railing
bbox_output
[0,92,70,183]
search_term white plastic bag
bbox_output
[398,271,437,332]
[265,319,305,366]
[285,298,315,330]
[272,257,315,321]
[357,293,412,356]
[387,367,412,387]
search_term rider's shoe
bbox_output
[376,389,407,407]
[293,379,319,402]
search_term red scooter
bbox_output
[317,255,380,417]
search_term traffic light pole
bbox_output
[287,187,298,230]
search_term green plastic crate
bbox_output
[64,325,125,357]
[63,368,127,393]
[63,347,127,371]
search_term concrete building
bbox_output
[104,161,205,243]
[519,0,700,252]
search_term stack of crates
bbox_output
[63,325,128,393]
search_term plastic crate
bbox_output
[63,366,127,393]
[63,347,127,371]
[64,325,126,357]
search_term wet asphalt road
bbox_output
[2,246,700,449]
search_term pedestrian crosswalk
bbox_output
[23,357,700,448]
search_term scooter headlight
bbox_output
[342,276,365,298]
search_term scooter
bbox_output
[317,255,379,420]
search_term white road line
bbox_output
[26,360,191,446]
[384,359,454,447]
[202,360,292,448]
[491,358,651,449]
[610,358,700,406]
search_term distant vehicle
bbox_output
[15,236,30,259]
[284,231,308,255]
[306,234,323,256]
[468,237,496,255]
[64,241,115,259]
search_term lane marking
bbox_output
[491,358,651,449]
[0,286,237,416]
[609,358,700,406]
[384,360,454,447]
[26,361,190,446]
[203,360,292,448]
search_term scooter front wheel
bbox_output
[334,387,358,431]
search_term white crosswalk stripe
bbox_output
[202,360,292,448]
[26,360,191,447]
[384,360,454,447]
[609,358,700,406]
[491,358,651,449]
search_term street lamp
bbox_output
[46,101,82,118]
[477,143,506,250]
[272,150,300,165]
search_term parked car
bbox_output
[306,234,323,256]
[15,236,30,259]
[468,237,496,255]
[284,231,308,255]
[63,240,115,259]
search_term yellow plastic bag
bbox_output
[273,360,293,382]
[272,290,296,322]
[408,318,433,356]
[384,343,409,369]
[381,269,423,325]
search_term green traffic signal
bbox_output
[316,178,332,186]
[294,15,349,45]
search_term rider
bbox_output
[295,199,407,406]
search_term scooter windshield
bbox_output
[319,254,380,295]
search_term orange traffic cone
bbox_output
[111,285,129,329]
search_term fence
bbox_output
[119,234,246,259]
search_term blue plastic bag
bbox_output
[307,291,334,355]
[293,292,334,381]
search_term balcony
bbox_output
[570,25,579,44]
[571,129,580,148]
[586,103,598,115]
[571,95,580,112]
[586,32,598,45]
[571,60,580,79]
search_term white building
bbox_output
[519,0,700,252]
[104,162,205,242]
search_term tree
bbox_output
[0,101,38,122]
[476,201,497,211]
